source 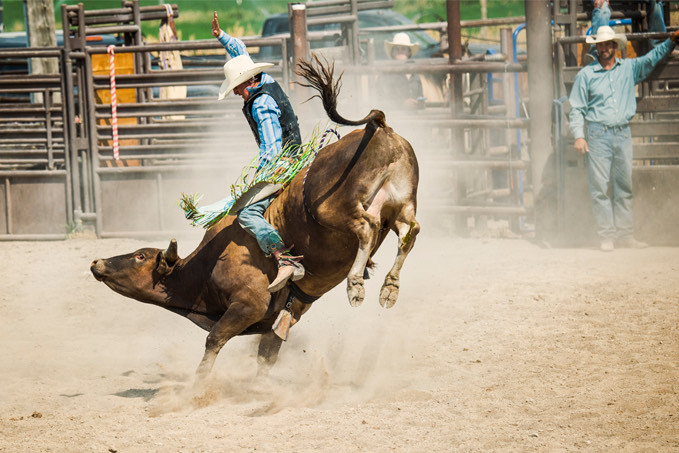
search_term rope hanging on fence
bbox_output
[107,45,120,161]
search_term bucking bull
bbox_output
[90,56,420,379]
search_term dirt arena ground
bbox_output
[1,226,678,452]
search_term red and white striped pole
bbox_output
[107,45,120,161]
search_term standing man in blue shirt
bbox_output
[212,11,304,291]
[569,26,679,251]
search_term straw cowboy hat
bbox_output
[384,32,420,58]
[585,25,627,48]
[218,54,274,100]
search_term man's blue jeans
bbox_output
[591,0,612,36]
[585,123,634,240]
[591,0,665,49]
[237,195,283,256]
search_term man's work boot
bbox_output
[616,236,648,249]
[600,238,614,252]
[268,247,305,292]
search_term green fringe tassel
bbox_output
[179,123,337,229]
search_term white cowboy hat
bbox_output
[585,25,627,48]
[218,54,274,100]
[384,32,420,59]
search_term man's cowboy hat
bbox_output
[218,54,274,100]
[585,25,627,48]
[384,32,420,58]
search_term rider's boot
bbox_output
[267,245,305,292]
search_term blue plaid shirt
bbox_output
[569,38,675,139]
[218,30,283,165]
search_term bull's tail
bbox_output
[296,54,386,129]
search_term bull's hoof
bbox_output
[379,274,400,308]
[194,350,217,382]
[256,357,274,378]
[347,277,365,307]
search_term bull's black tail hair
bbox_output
[295,53,386,129]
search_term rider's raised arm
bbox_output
[212,11,248,58]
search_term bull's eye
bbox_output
[135,253,145,261]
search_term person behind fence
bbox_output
[378,32,425,109]
[585,0,667,64]
[210,11,304,292]
[569,25,679,251]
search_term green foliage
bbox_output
[393,0,524,23]
[151,0,290,41]
[2,0,289,38]
[65,220,80,237]
[2,0,26,32]
[3,1,525,37]
[393,0,447,22]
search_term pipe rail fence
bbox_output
[0,0,534,239]
[8,0,677,241]
[0,46,71,239]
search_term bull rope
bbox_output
[301,128,341,226]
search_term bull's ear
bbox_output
[156,239,179,275]
[156,253,169,275]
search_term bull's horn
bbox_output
[163,238,179,263]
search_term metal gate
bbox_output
[60,2,249,238]
[0,46,70,239]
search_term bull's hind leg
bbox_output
[346,210,382,307]
[380,203,420,308]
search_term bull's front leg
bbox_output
[256,330,284,377]
[195,299,266,381]
[256,296,312,375]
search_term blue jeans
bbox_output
[591,0,612,36]
[591,0,665,51]
[585,123,634,240]
[237,195,284,255]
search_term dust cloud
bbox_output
[3,208,679,451]
[85,68,450,416]
[111,74,441,417]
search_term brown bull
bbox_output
[90,56,420,378]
